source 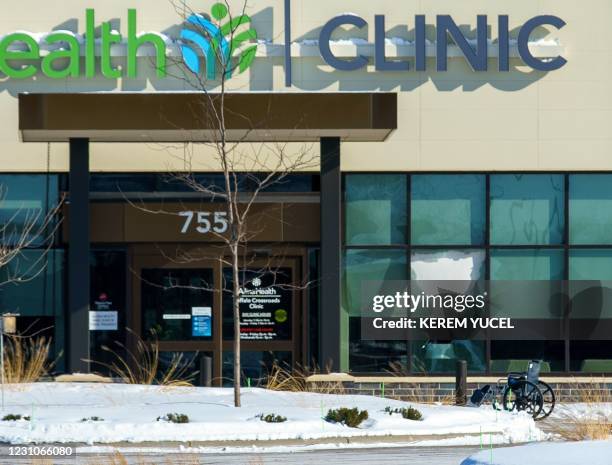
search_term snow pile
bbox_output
[461,440,612,465]
[0,383,545,445]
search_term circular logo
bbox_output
[274,309,288,323]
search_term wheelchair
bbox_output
[470,360,556,421]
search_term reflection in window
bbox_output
[0,249,64,317]
[411,175,485,246]
[490,249,564,319]
[491,341,564,372]
[0,174,60,247]
[570,341,612,372]
[345,174,407,245]
[0,249,65,370]
[345,250,408,373]
[408,251,486,373]
[411,250,485,281]
[570,174,612,245]
[349,317,408,373]
[569,249,612,280]
[491,249,564,281]
[569,249,612,319]
[490,174,564,245]
[343,249,407,316]
[412,340,486,373]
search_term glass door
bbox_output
[89,250,127,376]
[221,261,300,384]
[141,268,214,342]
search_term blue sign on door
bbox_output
[192,307,212,337]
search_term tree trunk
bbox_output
[232,242,241,407]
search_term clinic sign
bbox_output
[0,5,566,82]
[319,14,566,72]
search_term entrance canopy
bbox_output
[19,92,397,143]
[16,91,397,374]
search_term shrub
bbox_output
[384,406,423,421]
[2,414,30,421]
[81,416,104,422]
[157,413,189,424]
[258,413,287,423]
[325,408,368,428]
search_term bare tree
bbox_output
[148,0,318,406]
[0,184,63,288]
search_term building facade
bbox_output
[0,0,611,382]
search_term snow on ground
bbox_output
[461,440,612,465]
[550,402,612,422]
[0,383,544,445]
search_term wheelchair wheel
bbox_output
[502,380,543,419]
[536,381,556,420]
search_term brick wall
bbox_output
[306,376,612,403]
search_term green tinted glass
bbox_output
[343,249,407,316]
[0,175,60,247]
[345,175,407,245]
[490,174,564,245]
[411,175,485,245]
[570,174,612,244]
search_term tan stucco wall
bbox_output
[0,0,609,172]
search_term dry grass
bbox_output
[89,329,197,386]
[548,379,612,441]
[3,336,56,383]
[265,362,345,394]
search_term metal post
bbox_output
[200,355,213,387]
[68,138,91,373]
[319,137,341,371]
[456,359,468,406]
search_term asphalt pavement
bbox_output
[0,445,483,465]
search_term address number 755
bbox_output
[179,211,229,234]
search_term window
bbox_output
[412,340,486,373]
[490,174,564,245]
[345,174,407,245]
[569,250,612,319]
[0,174,61,246]
[341,173,612,374]
[570,174,612,245]
[0,249,64,317]
[345,249,408,373]
[412,174,485,246]
[344,249,408,316]
[491,249,564,281]
[491,341,565,372]
[90,173,320,195]
[141,268,214,341]
[89,250,127,375]
[490,249,564,319]
[0,249,65,370]
[411,249,485,281]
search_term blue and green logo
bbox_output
[0,5,258,80]
[180,2,258,80]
